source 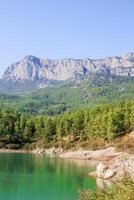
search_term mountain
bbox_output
[1,52,134,92]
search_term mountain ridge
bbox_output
[3,52,134,81]
[1,52,134,92]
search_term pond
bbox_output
[0,153,96,200]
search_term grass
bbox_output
[79,176,134,200]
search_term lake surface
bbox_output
[0,153,96,200]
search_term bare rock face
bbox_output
[104,169,115,179]
[96,163,108,178]
[95,152,134,182]
[59,147,119,160]
[4,56,42,81]
[32,147,63,157]
[3,52,134,83]
[96,163,115,179]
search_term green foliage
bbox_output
[0,100,134,148]
[1,76,134,116]
[79,177,134,200]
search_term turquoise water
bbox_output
[0,153,95,200]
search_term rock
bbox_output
[45,148,63,157]
[88,171,97,178]
[96,163,108,178]
[3,52,134,84]
[32,147,63,156]
[89,163,115,179]
[59,147,120,160]
[93,151,134,183]
[95,162,118,180]
[103,169,115,179]
[32,147,119,160]
[32,148,45,154]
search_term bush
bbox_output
[79,177,134,200]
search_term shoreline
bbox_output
[0,149,30,153]
[0,146,120,160]
[32,146,119,160]
[0,146,120,159]
[1,146,134,184]
[32,147,134,184]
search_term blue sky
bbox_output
[0,0,134,75]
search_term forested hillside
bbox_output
[0,101,133,149]
[1,76,134,115]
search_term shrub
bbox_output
[79,176,134,200]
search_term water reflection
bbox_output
[0,153,96,200]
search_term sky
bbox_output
[0,0,134,75]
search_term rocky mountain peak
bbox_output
[3,52,134,83]
[20,55,42,67]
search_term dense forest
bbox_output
[0,100,133,149]
[1,77,134,149]
[1,76,134,115]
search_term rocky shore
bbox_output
[87,150,134,187]
[89,152,134,180]
[0,149,29,153]
[32,147,119,160]
[1,146,134,184]
[33,147,134,183]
